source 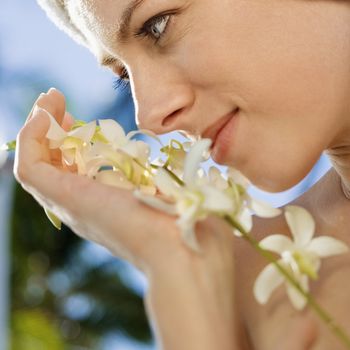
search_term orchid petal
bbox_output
[121,140,150,160]
[232,229,243,237]
[308,236,349,258]
[285,206,315,247]
[182,141,193,151]
[250,198,281,218]
[89,143,127,169]
[201,186,233,212]
[178,201,198,222]
[177,218,202,253]
[61,148,76,166]
[98,119,126,145]
[155,168,181,198]
[68,121,96,143]
[286,274,309,310]
[44,207,62,230]
[227,167,250,188]
[121,140,142,158]
[95,170,134,190]
[209,167,228,190]
[85,157,113,178]
[138,185,157,196]
[183,139,211,186]
[134,191,177,215]
[237,207,253,233]
[259,234,294,255]
[45,110,67,146]
[253,261,285,304]
[75,150,88,175]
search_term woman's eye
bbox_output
[136,14,171,42]
[113,13,173,90]
[112,66,130,91]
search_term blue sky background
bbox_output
[0,1,332,349]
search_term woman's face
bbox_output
[68,0,350,192]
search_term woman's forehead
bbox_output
[67,0,133,51]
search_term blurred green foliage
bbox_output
[12,310,65,350]
[10,183,153,349]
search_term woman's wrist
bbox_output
[144,240,241,350]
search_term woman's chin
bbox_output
[247,167,314,194]
[253,179,299,194]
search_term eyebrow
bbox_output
[118,0,145,42]
[98,0,145,69]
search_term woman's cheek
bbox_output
[221,107,327,193]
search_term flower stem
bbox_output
[149,162,185,186]
[162,166,185,186]
[224,215,350,348]
[161,166,350,346]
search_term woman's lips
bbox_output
[210,108,240,164]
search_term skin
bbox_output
[14,0,350,348]
[66,0,350,192]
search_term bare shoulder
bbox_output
[234,168,350,349]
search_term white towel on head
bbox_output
[36,0,89,49]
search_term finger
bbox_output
[36,89,68,166]
[15,106,51,175]
[25,93,47,124]
[15,106,94,209]
[37,87,66,126]
[15,107,171,252]
[16,110,145,227]
[273,316,318,350]
[25,87,66,126]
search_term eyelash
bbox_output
[113,67,131,92]
[113,13,172,92]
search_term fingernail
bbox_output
[47,87,57,94]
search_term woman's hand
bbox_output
[14,88,187,271]
[273,316,318,350]
[14,88,243,349]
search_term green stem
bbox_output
[135,160,185,186]
[162,166,185,187]
[225,215,350,348]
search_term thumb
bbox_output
[273,316,318,350]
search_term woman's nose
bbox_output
[131,65,195,134]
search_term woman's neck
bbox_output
[295,167,350,235]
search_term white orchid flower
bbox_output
[160,139,193,176]
[46,114,155,192]
[228,168,281,236]
[135,139,234,252]
[45,109,96,174]
[84,141,156,194]
[227,167,281,218]
[254,205,349,310]
[98,119,160,164]
[208,166,281,236]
